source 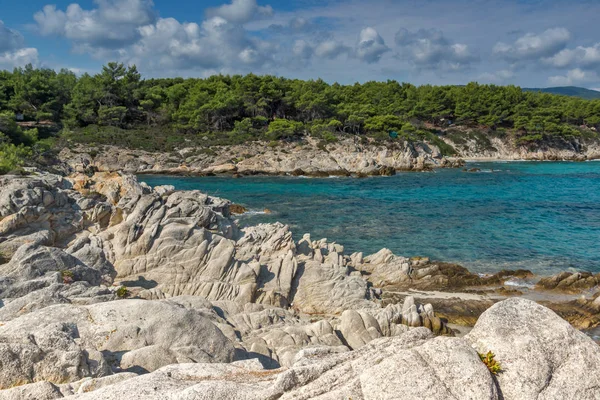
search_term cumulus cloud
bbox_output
[131,16,273,71]
[548,68,599,85]
[493,27,571,62]
[544,43,600,69]
[33,0,276,73]
[355,27,389,63]
[34,0,156,51]
[0,21,38,69]
[0,48,39,69]
[395,28,478,71]
[206,0,273,24]
[315,40,349,59]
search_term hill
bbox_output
[523,86,600,100]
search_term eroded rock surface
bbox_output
[2,298,595,399]
[1,171,599,398]
[58,137,461,177]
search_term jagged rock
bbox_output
[466,298,600,400]
[339,309,385,349]
[536,271,600,293]
[355,249,533,292]
[339,297,451,349]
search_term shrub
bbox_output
[266,119,304,140]
[479,351,502,375]
[0,142,32,174]
[61,270,74,284]
[116,286,130,298]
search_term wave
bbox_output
[504,278,536,289]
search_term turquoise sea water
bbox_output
[139,161,600,275]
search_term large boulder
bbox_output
[466,297,600,400]
[0,299,235,388]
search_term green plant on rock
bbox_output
[479,351,502,375]
[61,270,74,284]
[116,286,130,299]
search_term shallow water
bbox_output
[139,161,600,275]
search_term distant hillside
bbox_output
[523,86,600,100]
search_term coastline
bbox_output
[54,133,600,179]
[1,169,600,398]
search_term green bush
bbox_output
[0,143,32,174]
[116,286,130,299]
[266,119,304,140]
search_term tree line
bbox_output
[1,62,600,172]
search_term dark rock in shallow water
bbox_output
[229,204,248,214]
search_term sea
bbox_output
[139,161,600,275]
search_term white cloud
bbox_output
[206,0,273,24]
[34,0,275,73]
[34,0,156,51]
[493,27,571,62]
[130,16,273,71]
[0,21,38,69]
[355,27,389,63]
[0,48,39,69]
[544,43,600,69]
[315,40,349,59]
[548,68,599,85]
[26,0,600,86]
[395,28,478,71]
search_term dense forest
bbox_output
[1,62,600,173]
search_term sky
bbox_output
[1,0,600,88]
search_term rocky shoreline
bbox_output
[1,170,600,398]
[54,132,600,178]
[58,138,459,177]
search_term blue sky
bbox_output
[1,0,600,88]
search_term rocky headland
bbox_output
[54,131,600,178]
[1,170,600,399]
